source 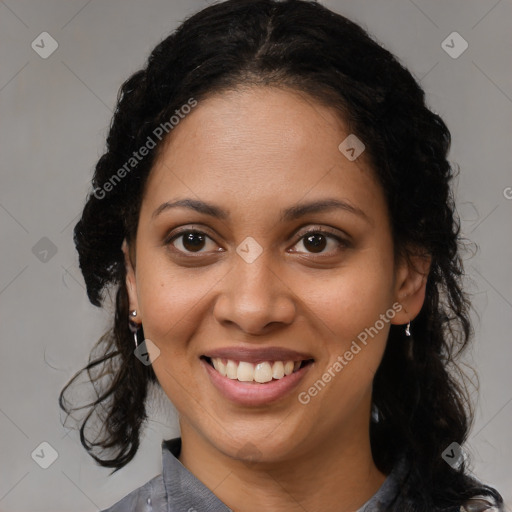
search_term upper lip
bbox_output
[202,346,314,363]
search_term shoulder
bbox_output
[458,472,506,512]
[100,473,167,512]
[460,494,506,512]
[390,493,506,512]
[385,456,506,512]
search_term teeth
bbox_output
[254,362,273,383]
[237,361,254,382]
[226,359,238,379]
[272,361,284,379]
[210,358,306,383]
[215,358,227,376]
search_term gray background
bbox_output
[1,0,511,510]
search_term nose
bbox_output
[213,252,296,335]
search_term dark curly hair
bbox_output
[59,0,504,509]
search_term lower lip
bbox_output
[201,359,312,406]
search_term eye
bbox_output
[166,229,220,254]
[165,226,349,256]
[291,229,349,254]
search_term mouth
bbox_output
[199,346,316,405]
[201,356,315,384]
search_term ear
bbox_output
[391,247,432,325]
[122,238,140,315]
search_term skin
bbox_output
[122,86,430,512]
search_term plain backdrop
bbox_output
[1,0,511,510]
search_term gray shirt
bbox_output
[101,438,503,512]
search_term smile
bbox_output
[202,356,314,383]
[200,353,315,406]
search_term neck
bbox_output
[178,421,387,512]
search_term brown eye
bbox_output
[168,230,216,253]
[303,233,328,253]
[181,232,207,252]
[291,229,348,255]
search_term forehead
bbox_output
[142,86,385,223]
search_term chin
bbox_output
[209,426,307,465]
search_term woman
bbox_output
[59,0,505,510]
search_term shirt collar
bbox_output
[161,438,233,512]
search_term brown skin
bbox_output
[122,86,430,512]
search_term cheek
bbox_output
[297,266,393,421]
[135,258,211,410]
[134,251,225,354]
[297,252,395,342]
[293,247,395,398]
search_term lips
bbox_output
[200,346,315,406]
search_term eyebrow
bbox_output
[152,197,371,224]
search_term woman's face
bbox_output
[124,86,417,463]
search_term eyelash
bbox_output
[165,226,349,256]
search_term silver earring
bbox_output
[405,321,411,336]
[371,403,380,423]
[128,312,141,348]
